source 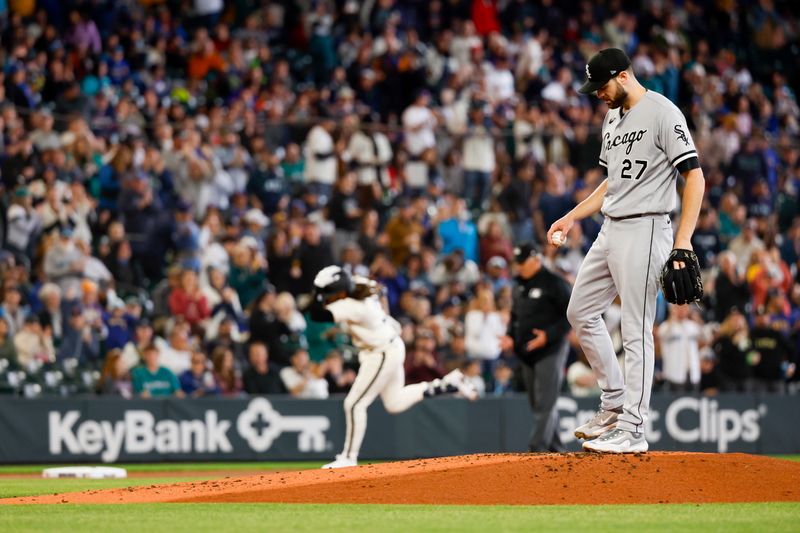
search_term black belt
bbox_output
[605,212,668,222]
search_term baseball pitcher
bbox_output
[548,48,705,453]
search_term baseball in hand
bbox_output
[551,230,566,247]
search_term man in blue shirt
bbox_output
[437,197,478,263]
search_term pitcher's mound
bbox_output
[5,453,800,505]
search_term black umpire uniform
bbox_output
[506,243,572,452]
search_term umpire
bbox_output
[501,243,572,452]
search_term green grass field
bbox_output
[0,461,323,475]
[0,458,798,532]
[1,502,798,533]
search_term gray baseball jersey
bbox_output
[599,91,698,218]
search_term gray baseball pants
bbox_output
[566,215,672,434]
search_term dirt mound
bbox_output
[4,453,799,505]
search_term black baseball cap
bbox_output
[513,242,540,263]
[578,48,632,94]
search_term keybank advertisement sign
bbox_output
[0,394,796,463]
[558,396,769,453]
[48,398,331,462]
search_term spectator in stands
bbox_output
[171,200,202,270]
[692,209,723,270]
[750,311,796,393]
[341,115,392,209]
[304,118,338,203]
[76,282,105,341]
[479,221,514,269]
[229,241,267,309]
[429,249,481,289]
[103,300,133,351]
[37,283,67,348]
[437,198,478,263]
[462,100,496,210]
[295,222,335,295]
[248,286,288,366]
[461,360,486,398]
[273,292,308,357]
[280,348,328,399]
[713,310,754,393]
[490,362,515,396]
[320,350,356,394]
[404,329,445,384]
[535,165,574,244]
[718,193,745,245]
[567,351,601,398]
[43,227,85,293]
[5,188,40,260]
[484,256,511,293]
[699,350,721,396]
[748,249,793,312]
[57,306,101,365]
[729,219,765,273]
[440,323,468,372]
[385,198,424,266]
[169,268,211,329]
[305,312,347,364]
[103,240,143,299]
[152,266,183,318]
[179,352,221,397]
[121,320,154,373]
[131,344,184,398]
[402,89,438,193]
[201,267,243,321]
[657,305,704,392]
[242,342,285,395]
[204,316,246,364]
[212,346,242,396]
[0,318,18,365]
[714,251,750,320]
[465,288,507,378]
[329,172,363,259]
[117,172,162,281]
[1,285,27,336]
[97,349,132,398]
[265,229,295,294]
[155,320,192,376]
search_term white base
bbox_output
[42,466,128,479]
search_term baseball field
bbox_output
[1,454,798,532]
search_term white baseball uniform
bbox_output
[326,295,428,461]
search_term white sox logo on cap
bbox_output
[585,64,591,80]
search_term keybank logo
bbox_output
[49,399,331,462]
[237,397,329,453]
[557,396,766,453]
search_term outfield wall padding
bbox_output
[0,393,796,463]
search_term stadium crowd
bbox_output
[0,0,797,399]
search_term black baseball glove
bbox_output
[659,249,704,305]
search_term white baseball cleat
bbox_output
[573,408,621,440]
[582,428,648,453]
[442,369,478,401]
[321,455,358,469]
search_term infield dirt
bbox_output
[3,453,799,506]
